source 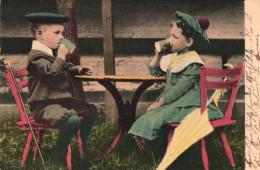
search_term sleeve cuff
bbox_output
[160,96,171,104]
[147,62,159,69]
[69,65,81,75]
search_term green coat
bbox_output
[129,52,223,140]
[148,62,201,107]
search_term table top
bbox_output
[75,75,166,82]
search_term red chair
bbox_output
[4,66,83,170]
[167,63,243,170]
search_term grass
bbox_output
[0,108,244,170]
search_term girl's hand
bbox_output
[79,66,93,75]
[155,49,163,59]
[155,49,159,56]
[150,49,162,67]
[147,98,165,112]
[57,44,69,61]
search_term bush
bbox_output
[0,71,7,87]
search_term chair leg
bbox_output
[75,130,83,158]
[200,138,209,170]
[66,145,71,170]
[21,131,33,166]
[33,130,45,160]
[134,138,149,156]
[167,127,175,147]
[218,127,235,167]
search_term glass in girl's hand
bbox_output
[155,39,172,52]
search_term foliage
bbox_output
[0,71,8,87]
[0,59,7,87]
[0,112,244,170]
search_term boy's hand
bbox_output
[79,66,93,75]
[57,44,69,61]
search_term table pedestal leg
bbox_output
[93,80,156,160]
[93,80,125,160]
[124,81,155,130]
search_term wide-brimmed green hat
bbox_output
[25,12,69,24]
[174,11,209,43]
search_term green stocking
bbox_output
[50,115,81,165]
[80,118,93,167]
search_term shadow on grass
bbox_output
[0,111,244,170]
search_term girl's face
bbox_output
[37,24,64,49]
[169,22,190,53]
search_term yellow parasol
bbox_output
[157,108,213,170]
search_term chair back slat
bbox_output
[13,69,28,78]
[205,80,238,89]
[17,79,29,89]
[199,63,243,118]
[200,66,242,77]
[5,69,28,121]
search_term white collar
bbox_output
[160,51,205,73]
[31,40,53,56]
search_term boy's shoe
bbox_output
[80,157,88,170]
[50,150,67,167]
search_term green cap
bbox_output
[174,11,209,43]
[25,12,69,24]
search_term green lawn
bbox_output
[0,109,244,170]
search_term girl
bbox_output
[129,11,223,156]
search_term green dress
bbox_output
[128,51,223,141]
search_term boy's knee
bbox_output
[66,115,81,129]
[41,104,78,126]
[79,104,98,119]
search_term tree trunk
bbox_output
[56,0,85,100]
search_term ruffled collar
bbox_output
[160,51,204,73]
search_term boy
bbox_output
[25,12,97,166]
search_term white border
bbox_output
[245,0,260,169]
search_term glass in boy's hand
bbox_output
[79,66,93,75]
[59,38,76,54]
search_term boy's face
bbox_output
[169,22,190,53]
[37,24,64,49]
